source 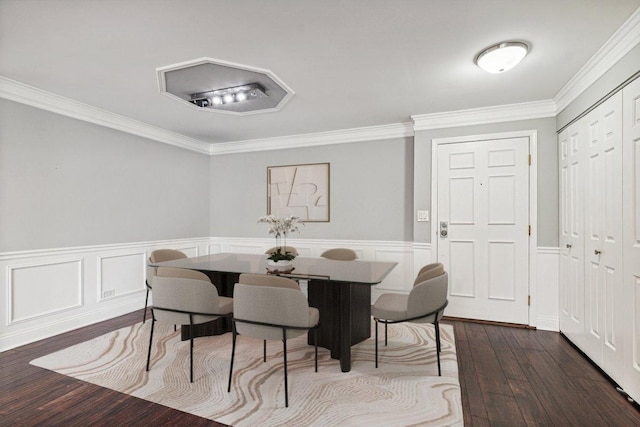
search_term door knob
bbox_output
[594,250,601,255]
[440,221,448,239]
[566,244,572,248]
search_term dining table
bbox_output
[149,252,397,372]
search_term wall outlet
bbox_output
[103,289,115,298]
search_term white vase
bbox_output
[266,259,294,273]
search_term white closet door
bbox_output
[622,78,640,404]
[582,92,623,382]
[559,121,586,347]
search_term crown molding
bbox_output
[554,7,640,112]
[0,76,211,155]
[411,100,557,131]
[208,122,414,155]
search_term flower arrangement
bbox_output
[258,215,302,262]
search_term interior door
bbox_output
[559,121,586,347]
[583,92,623,380]
[436,136,530,324]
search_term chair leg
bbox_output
[375,319,379,368]
[227,322,237,393]
[263,340,267,362]
[143,287,150,323]
[146,313,155,372]
[189,317,194,383]
[282,328,289,408]
[384,322,388,346]
[435,320,441,376]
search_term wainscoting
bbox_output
[0,238,559,352]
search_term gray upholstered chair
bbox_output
[146,275,233,383]
[144,249,187,323]
[372,264,448,375]
[320,248,358,261]
[265,246,299,257]
[228,275,319,407]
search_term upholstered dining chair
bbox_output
[146,275,233,383]
[144,249,187,323]
[372,263,448,375]
[265,246,299,257]
[228,275,319,407]
[320,248,358,261]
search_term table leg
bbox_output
[339,284,352,372]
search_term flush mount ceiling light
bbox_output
[156,58,294,115]
[474,41,528,74]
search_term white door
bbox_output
[558,121,586,347]
[622,78,640,403]
[582,92,623,381]
[436,136,530,324]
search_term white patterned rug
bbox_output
[31,321,462,426]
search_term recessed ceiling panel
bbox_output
[157,58,294,115]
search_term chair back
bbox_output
[151,276,223,325]
[407,272,448,322]
[157,267,211,282]
[238,273,299,289]
[265,246,299,257]
[233,283,311,340]
[149,249,187,263]
[413,263,445,286]
[320,248,358,261]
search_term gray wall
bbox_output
[210,137,414,241]
[413,117,559,247]
[0,99,210,252]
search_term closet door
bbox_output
[622,78,640,403]
[582,92,623,382]
[559,121,586,346]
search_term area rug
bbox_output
[31,321,462,426]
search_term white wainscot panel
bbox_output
[98,253,145,301]
[227,243,265,254]
[373,248,413,292]
[9,259,83,323]
[208,243,224,254]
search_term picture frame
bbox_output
[267,162,330,222]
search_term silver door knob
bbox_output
[566,244,572,248]
[594,250,601,255]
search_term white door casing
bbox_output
[432,131,537,325]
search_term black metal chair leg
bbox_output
[143,287,150,323]
[227,323,237,393]
[384,322,388,346]
[146,315,155,371]
[435,320,441,376]
[282,329,289,408]
[189,319,194,383]
[375,319,379,368]
[263,340,267,362]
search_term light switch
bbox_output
[417,210,429,222]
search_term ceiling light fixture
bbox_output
[190,83,267,108]
[474,41,528,74]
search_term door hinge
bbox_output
[528,225,531,236]
[528,295,531,306]
[528,154,532,165]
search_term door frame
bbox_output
[431,130,538,327]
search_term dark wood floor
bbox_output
[2,310,638,426]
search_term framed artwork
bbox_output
[267,163,330,222]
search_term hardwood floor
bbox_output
[2,310,638,426]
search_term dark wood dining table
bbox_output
[149,252,397,372]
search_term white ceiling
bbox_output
[1,0,639,146]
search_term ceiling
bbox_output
[1,0,639,146]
